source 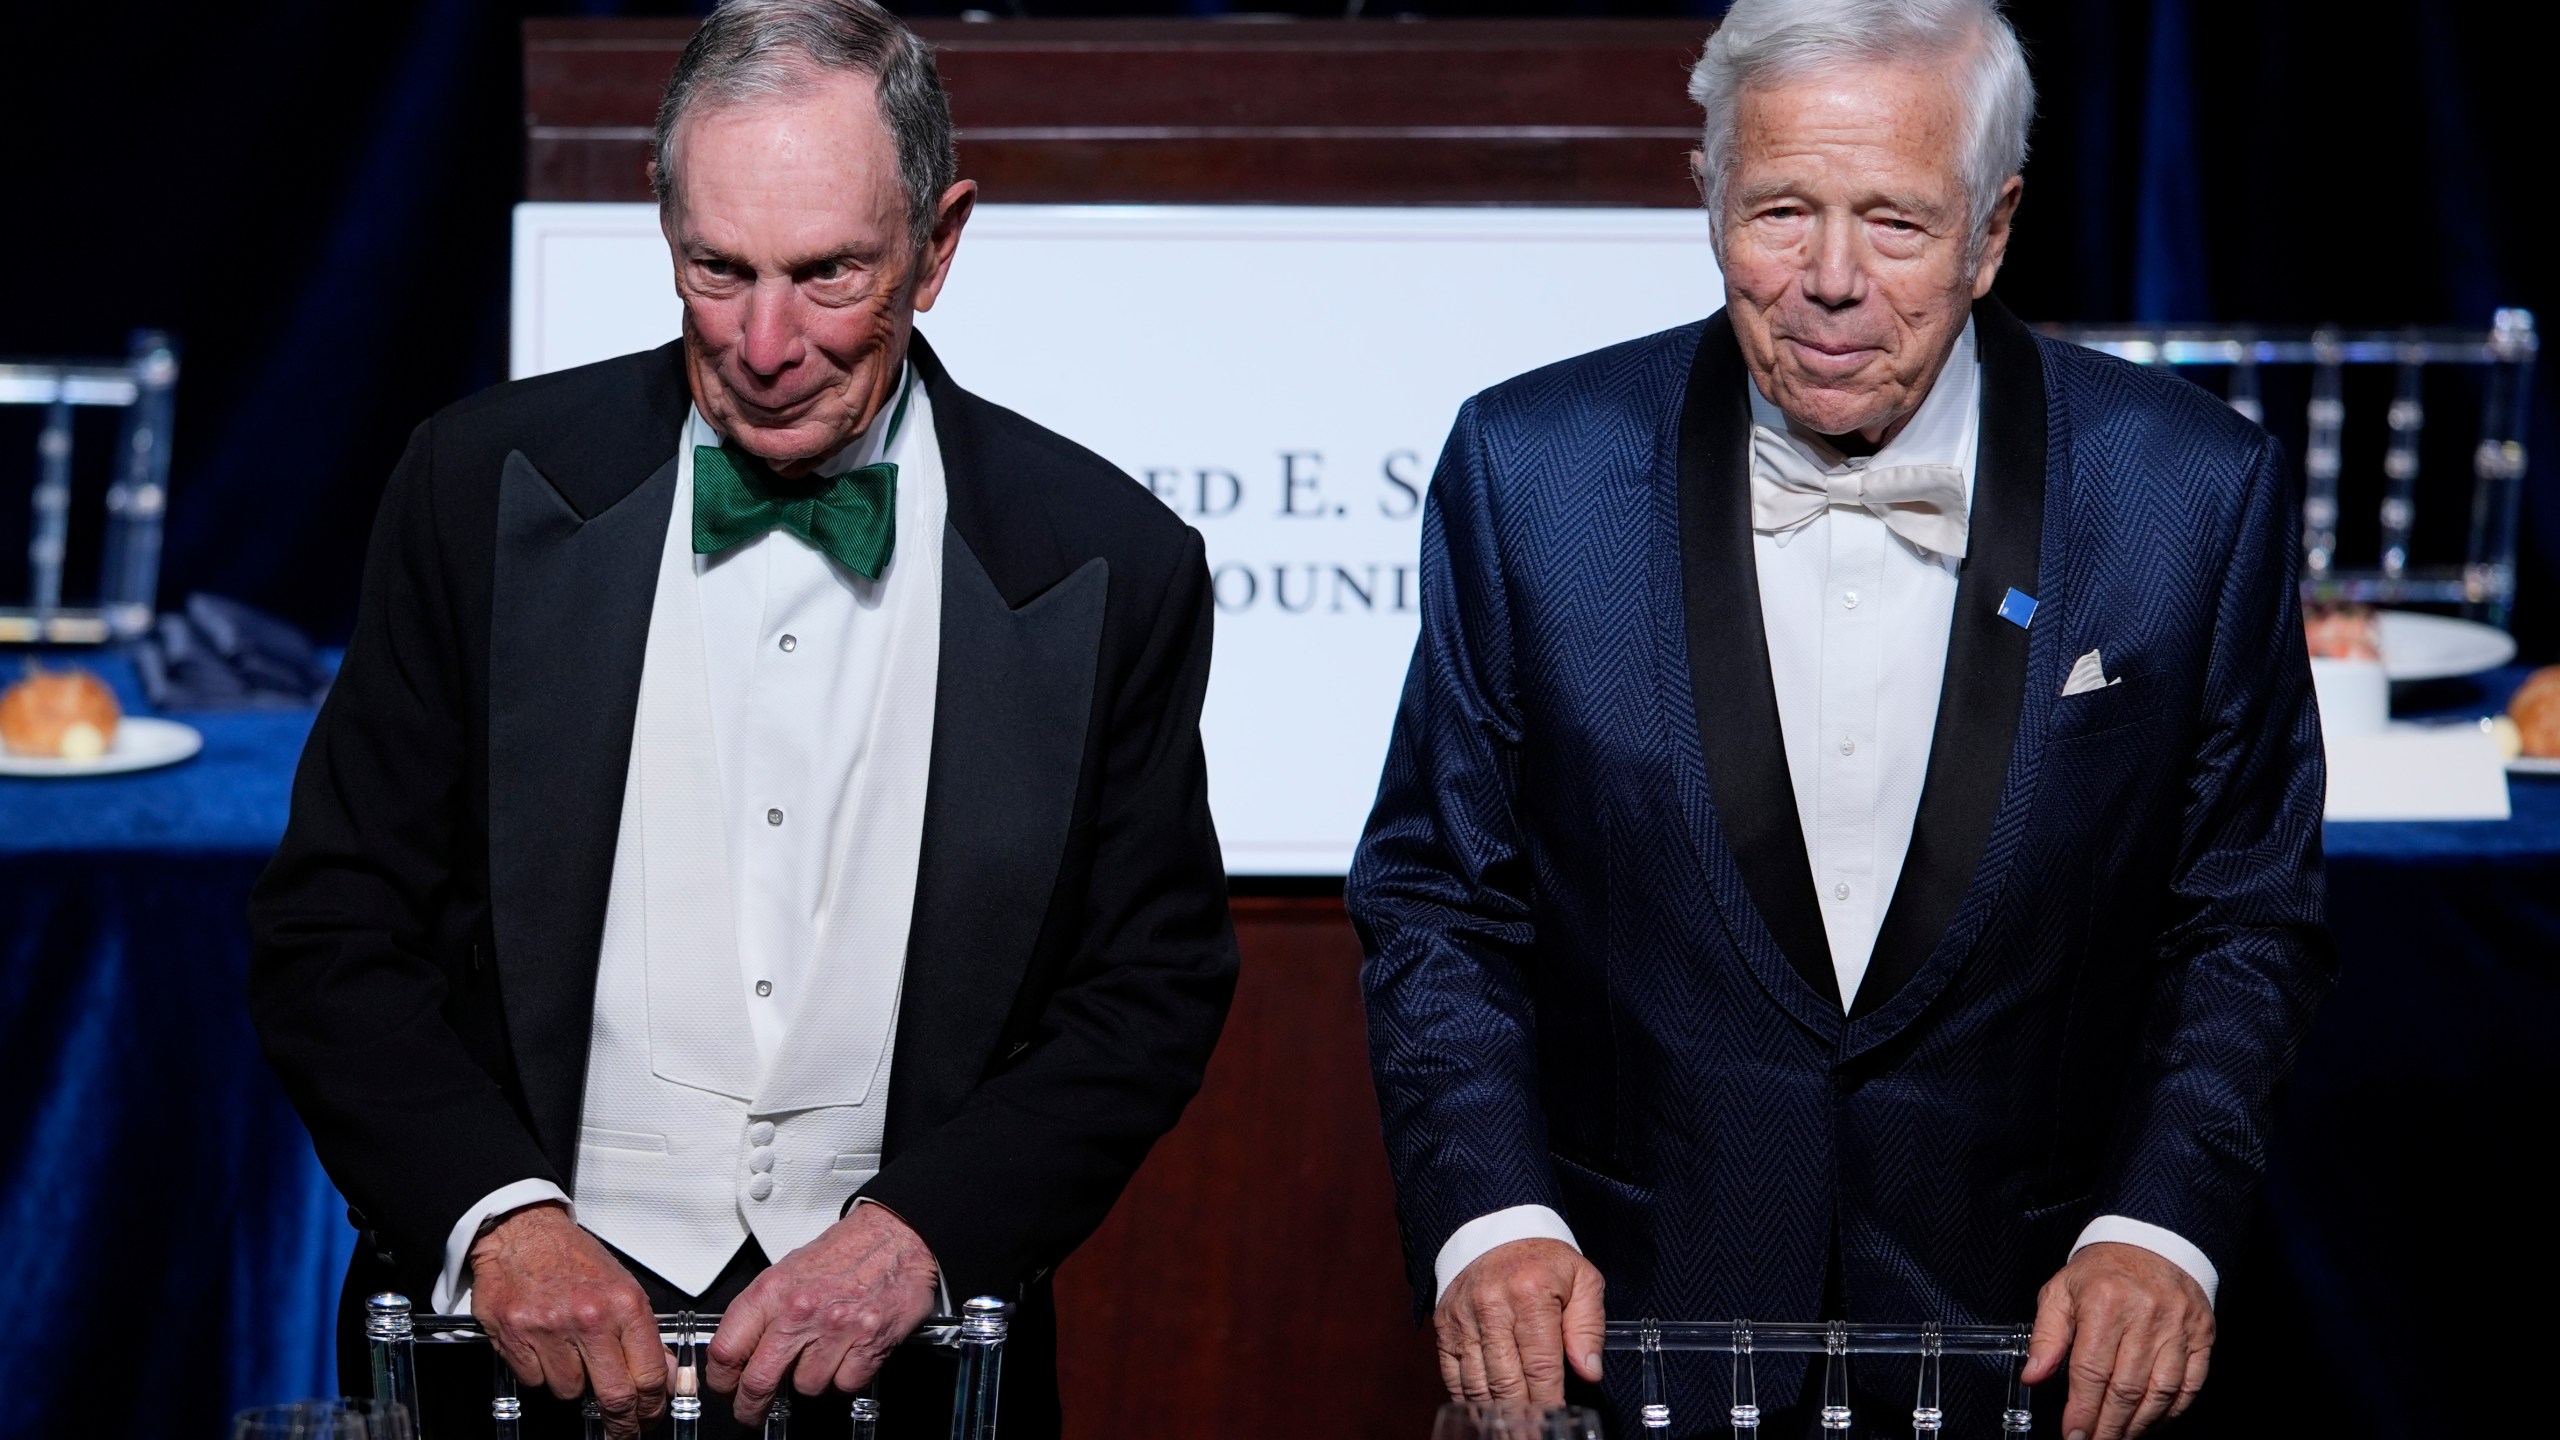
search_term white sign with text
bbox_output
[513,203,1723,873]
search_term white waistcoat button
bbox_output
[749,1148,776,1174]
[747,1121,776,1145]
[748,1174,774,1202]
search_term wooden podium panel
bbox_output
[526,19,1710,206]
[1062,896,1446,1438]
[521,19,1717,1436]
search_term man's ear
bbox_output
[911,179,979,315]
[1970,175,2024,298]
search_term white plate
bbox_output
[2377,610,2518,681]
[0,715,203,777]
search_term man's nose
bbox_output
[737,280,801,378]
[1802,217,1865,310]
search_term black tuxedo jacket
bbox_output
[248,336,1237,1404]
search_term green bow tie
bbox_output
[692,375,912,579]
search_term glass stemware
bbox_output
[232,1398,413,1440]
[1431,1400,1605,1440]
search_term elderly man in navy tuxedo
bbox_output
[1350,1,2332,1437]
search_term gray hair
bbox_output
[1688,0,2034,255]
[653,0,958,249]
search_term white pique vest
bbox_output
[572,413,945,1296]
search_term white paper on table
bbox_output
[2323,726,2512,821]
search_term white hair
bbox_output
[1688,0,2034,256]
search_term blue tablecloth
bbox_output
[2206,664,2560,1433]
[2,655,2552,1436]
[0,655,349,1438]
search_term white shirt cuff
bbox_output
[2072,1214,2220,1306]
[432,1179,574,1313]
[1433,1205,1582,1304]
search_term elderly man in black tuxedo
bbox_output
[249,3,1236,1435]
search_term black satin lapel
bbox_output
[1679,314,1841,1011]
[884,526,1107,1157]
[1851,298,2048,1021]
[487,450,674,1171]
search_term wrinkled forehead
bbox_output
[1730,59,1970,199]
[664,67,899,219]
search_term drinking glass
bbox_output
[1541,1406,1604,1440]
[1432,1401,1605,1440]
[232,1399,413,1440]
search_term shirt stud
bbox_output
[1839,737,1856,756]
[1833,882,1851,901]
[778,634,797,652]
[1841,589,1861,610]
[754,979,773,998]
[766,808,784,826]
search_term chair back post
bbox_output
[2047,312,2537,628]
[1636,1316,1670,1433]
[1911,1321,1944,1438]
[2001,1329,2034,1436]
[1,329,177,644]
[31,398,72,617]
[99,329,177,638]
[2380,337,2426,580]
[2228,332,2265,424]
[490,1352,521,1440]
[947,1296,1010,1440]
[2467,307,2538,628]
[2302,329,2345,586]
[366,1292,421,1434]
[1727,1318,1758,1438]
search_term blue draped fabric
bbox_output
[0,657,349,1438]
[2131,0,2207,324]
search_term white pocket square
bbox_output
[2061,648,2121,697]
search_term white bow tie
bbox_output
[1749,424,1970,559]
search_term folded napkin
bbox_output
[133,593,333,710]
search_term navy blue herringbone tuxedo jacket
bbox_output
[1350,301,2332,1421]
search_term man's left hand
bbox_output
[705,1204,941,1424]
[2023,1242,2214,1440]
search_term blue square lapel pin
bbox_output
[1997,588,2039,629]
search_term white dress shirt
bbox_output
[1434,323,2221,1306]
[1753,321,1978,1007]
[433,370,939,1309]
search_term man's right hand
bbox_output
[1434,1238,1607,1407]
[468,1203,671,1439]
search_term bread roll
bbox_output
[2304,601,2381,661]
[0,667,122,759]
[2510,665,2560,759]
